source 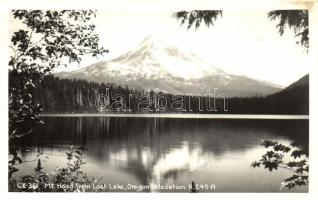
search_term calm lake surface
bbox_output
[16,117,308,192]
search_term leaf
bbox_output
[261,140,278,148]
[286,161,298,168]
[291,149,305,159]
[263,161,278,172]
[265,150,275,158]
[273,143,291,153]
[251,161,261,168]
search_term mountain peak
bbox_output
[55,36,281,97]
[135,34,184,55]
[139,34,177,46]
[139,34,166,45]
[110,35,226,80]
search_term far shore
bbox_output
[39,113,309,119]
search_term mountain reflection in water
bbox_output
[18,117,308,192]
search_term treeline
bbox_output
[10,74,308,114]
[228,75,309,115]
[30,75,229,113]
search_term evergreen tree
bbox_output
[173,10,309,50]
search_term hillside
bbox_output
[265,74,309,114]
[227,74,309,115]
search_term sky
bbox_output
[12,9,310,87]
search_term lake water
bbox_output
[16,117,308,192]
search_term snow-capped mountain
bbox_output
[55,35,282,97]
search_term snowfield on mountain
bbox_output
[55,35,282,97]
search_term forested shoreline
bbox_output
[17,74,309,115]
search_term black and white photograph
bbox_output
[2,0,317,198]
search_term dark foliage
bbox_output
[14,74,308,115]
[251,140,308,190]
[172,10,222,29]
[268,10,309,50]
[9,146,102,192]
[173,10,309,50]
[26,75,229,113]
[9,10,107,180]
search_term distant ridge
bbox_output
[265,74,309,114]
[227,74,309,115]
[267,74,308,98]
